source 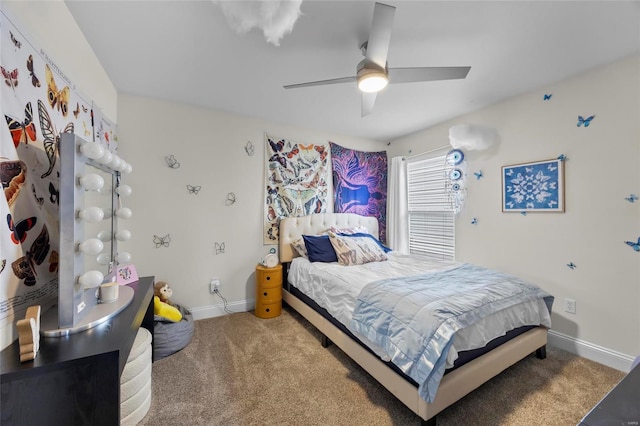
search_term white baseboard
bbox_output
[189,299,255,321]
[548,330,635,373]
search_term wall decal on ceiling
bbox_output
[566,262,576,269]
[557,154,567,161]
[471,218,478,225]
[214,242,225,255]
[624,194,638,203]
[186,185,201,195]
[624,238,640,252]
[502,158,564,213]
[153,234,171,248]
[245,141,255,156]
[225,192,237,206]
[165,154,180,169]
[543,93,552,101]
[473,170,483,180]
[577,115,595,127]
[331,142,388,243]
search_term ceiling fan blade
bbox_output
[388,66,471,84]
[283,76,356,89]
[364,2,396,69]
[361,92,377,117]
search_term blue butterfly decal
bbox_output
[557,154,566,161]
[474,170,483,180]
[566,262,576,270]
[269,139,285,153]
[577,115,595,127]
[624,238,640,252]
[471,218,478,225]
[214,242,225,255]
[543,94,552,101]
[624,194,638,203]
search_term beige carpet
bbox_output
[138,307,624,426]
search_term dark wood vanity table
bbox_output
[0,276,154,426]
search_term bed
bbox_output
[278,213,553,425]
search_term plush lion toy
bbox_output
[154,281,174,306]
[153,281,182,322]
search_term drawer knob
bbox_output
[263,292,268,296]
[266,276,271,281]
[265,308,270,312]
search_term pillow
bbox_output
[338,232,392,253]
[302,235,337,263]
[329,225,368,235]
[328,232,388,266]
[291,238,308,258]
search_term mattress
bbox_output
[287,252,551,368]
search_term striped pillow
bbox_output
[328,232,388,266]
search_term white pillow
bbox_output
[328,232,387,266]
[291,238,308,258]
[328,225,368,235]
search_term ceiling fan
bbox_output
[283,2,471,117]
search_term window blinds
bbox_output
[406,153,455,260]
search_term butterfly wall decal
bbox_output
[7,214,37,244]
[5,102,37,147]
[214,242,225,255]
[245,141,255,156]
[45,64,70,117]
[11,225,51,287]
[566,262,576,269]
[577,115,595,127]
[225,192,237,206]
[557,154,567,161]
[10,31,21,49]
[473,171,483,180]
[269,139,285,153]
[186,185,201,195]
[624,238,640,252]
[624,194,638,203]
[543,94,552,101]
[165,154,180,169]
[153,234,171,248]
[1,66,18,91]
[26,55,40,87]
[471,218,478,225]
[37,100,74,179]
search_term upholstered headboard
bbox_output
[279,213,380,263]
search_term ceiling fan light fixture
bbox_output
[357,69,389,93]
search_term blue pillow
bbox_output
[303,235,338,263]
[339,232,392,253]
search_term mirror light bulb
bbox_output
[116,185,132,197]
[96,150,113,165]
[123,163,133,174]
[116,252,132,263]
[109,155,122,170]
[79,173,105,191]
[115,207,132,219]
[115,229,132,241]
[78,206,104,223]
[79,238,104,256]
[97,253,111,265]
[97,230,112,242]
[79,270,104,288]
[80,142,105,160]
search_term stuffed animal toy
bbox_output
[154,296,182,322]
[154,281,174,306]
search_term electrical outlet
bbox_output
[210,278,220,293]
[564,298,576,314]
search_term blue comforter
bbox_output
[348,263,554,403]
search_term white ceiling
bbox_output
[66,1,640,142]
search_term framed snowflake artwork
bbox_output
[502,158,565,213]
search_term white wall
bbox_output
[388,55,640,370]
[116,94,385,318]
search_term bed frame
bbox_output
[279,213,548,425]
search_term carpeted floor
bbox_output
[138,306,624,426]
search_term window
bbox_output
[406,152,455,260]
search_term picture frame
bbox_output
[116,264,139,285]
[502,158,565,213]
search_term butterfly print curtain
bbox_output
[264,134,329,243]
[0,12,111,331]
[330,142,388,243]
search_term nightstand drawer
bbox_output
[255,301,281,319]
[257,286,282,304]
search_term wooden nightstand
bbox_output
[255,264,282,318]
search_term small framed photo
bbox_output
[116,264,139,285]
[502,158,565,213]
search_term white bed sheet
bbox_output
[288,252,551,367]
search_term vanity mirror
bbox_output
[41,133,134,336]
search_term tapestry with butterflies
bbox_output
[0,12,107,330]
[330,142,388,244]
[264,134,329,243]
